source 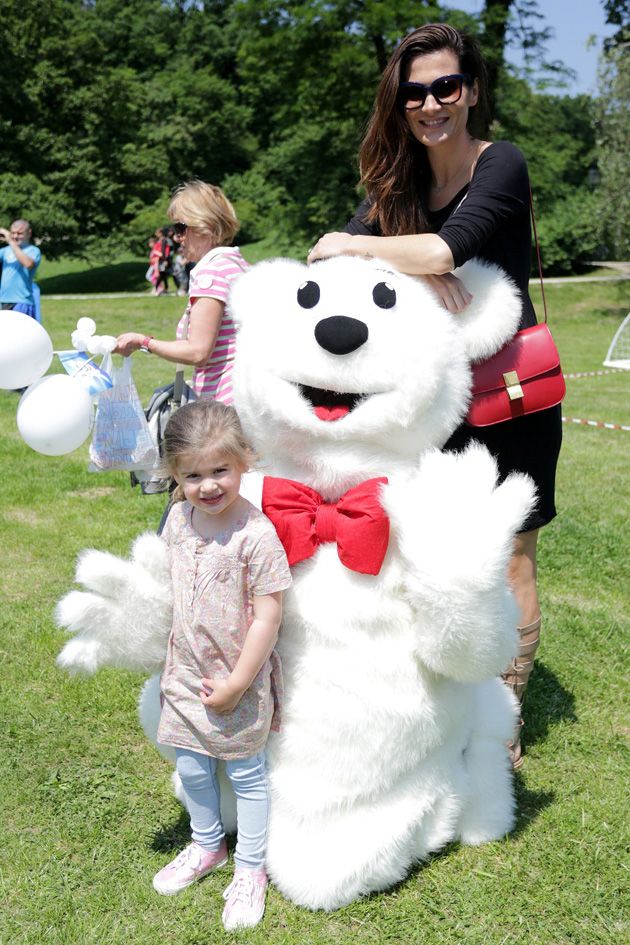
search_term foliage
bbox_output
[0,0,615,272]
[505,0,576,91]
[602,0,630,47]
[534,188,603,274]
[595,40,630,260]
[0,0,251,258]
[1,281,628,944]
[488,76,601,274]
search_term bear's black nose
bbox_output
[314,316,369,355]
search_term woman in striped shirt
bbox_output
[115,181,248,405]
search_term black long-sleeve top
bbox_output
[345,141,537,330]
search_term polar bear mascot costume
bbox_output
[56,254,535,911]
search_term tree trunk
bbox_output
[482,0,514,116]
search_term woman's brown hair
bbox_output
[359,23,490,237]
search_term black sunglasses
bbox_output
[173,222,188,236]
[398,73,471,111]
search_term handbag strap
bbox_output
[173,366,185,406]
[173,306,191,406]
[529,184,548,324]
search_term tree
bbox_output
[480,0,512,114]
[0,0,251,257]
[0,0,599,271]
[595,38,630,259]
[602,0,630,46]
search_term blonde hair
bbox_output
[167,179,240,245]
[162,400,254,502]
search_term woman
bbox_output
[115,180,248,404]
[308,23,562,766]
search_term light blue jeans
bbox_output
[175,748,269,871]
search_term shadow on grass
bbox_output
[520,660,577,754]
[151,807,237,857]
[151,807,192,854]
[39,260,148,294]
[511,780,555,838]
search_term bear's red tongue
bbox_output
[314,405,350,422]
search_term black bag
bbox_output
[130,368,197,494]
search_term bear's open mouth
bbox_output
[298,384,364,422]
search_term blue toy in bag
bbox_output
[88,355,158,472]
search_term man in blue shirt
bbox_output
[0,219,42,319]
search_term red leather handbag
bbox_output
[466,190,565,427]
[466,323,565,426]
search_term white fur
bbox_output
[56,254,534,911]
[56,533,172,674]
[232,255,533,909]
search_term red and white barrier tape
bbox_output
[563,368,626,379]
[562,415,630,432]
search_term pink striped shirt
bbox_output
[176,246,249,403]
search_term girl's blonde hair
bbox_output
[162,400,254,502]
[167,179,240,245]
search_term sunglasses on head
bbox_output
[398,73,471,111]
[173,222,188,236]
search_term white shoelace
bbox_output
[223,870,256,904]
[173,843,202,871]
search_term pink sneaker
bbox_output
[152,840,228,895]
[222,867,268,930]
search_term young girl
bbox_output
[153,400,292,931]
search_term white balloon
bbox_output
[77,317,97,336]
[88,334,117,355]
[17,374,94,456]
[0,310,53,389]
[71,330,90,351]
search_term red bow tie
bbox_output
[262,476,389,575]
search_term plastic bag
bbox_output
[88,355,159,472]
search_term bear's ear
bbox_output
[450,260,521,363]
[229,257,309,329]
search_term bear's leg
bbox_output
[267,775,462,910]
[138,674,175,763]
[457,678,517,845]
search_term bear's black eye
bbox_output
[297,281,320,309]
[372,281,396,309]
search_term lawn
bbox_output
[36,241,284,296]
[0,279,628,945]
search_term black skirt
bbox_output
[443,404,562,533]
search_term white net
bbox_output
[604,312,630,369]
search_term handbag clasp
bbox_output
[503,371,524,401]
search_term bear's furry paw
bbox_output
[55,533,172,675]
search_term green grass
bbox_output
[1,281,628,944]
[37,241,286,295]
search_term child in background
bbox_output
[153,400,292,931]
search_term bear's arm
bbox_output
[382,444,535,682]
[55,533,172,675]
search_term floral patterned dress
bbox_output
[157,500,292,760]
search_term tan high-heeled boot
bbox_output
[502,617,541,768]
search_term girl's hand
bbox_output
[421,273,472,314]
[307,232,355,263]
[200,676,245,714]
[113,332,146,356]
